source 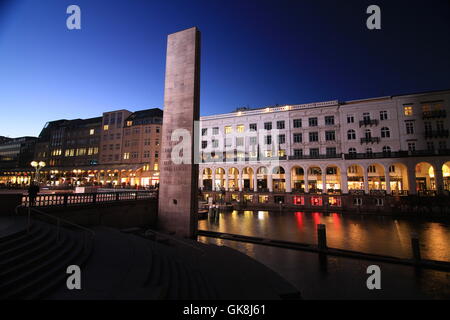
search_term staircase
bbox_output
[0,216,94,300]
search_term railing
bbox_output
[360,137,381,144]
[22,191,157,207]
[424,130,449,139]
[359,119,379,127]
[423,110,447,119]
[15,205,95,252]
[392,190,409,196]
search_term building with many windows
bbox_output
[0,137,38,185]
[198,89,450,207]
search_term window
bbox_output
[249,123,257,132]
[277,121,285,129]
[103,125,109,131]
[264,122,272,130]
[201,141,208,149]
[236,137,244,146]
[310,148,319,157]
[427,142,434,151]
[353,198,363,206]
[143,151,150,158]
[293,119,302,128]
[126,121,133,127]
[213,127,219,135]
[389,165,396,173]
[368,165,376,173]
[439,141,447,150]
[348,148,357,155]
[325,131,335,141]
[347,130,356,140]
[237,125,245,133]
[383,146,391,154]
[325,116,335,125]
[404,106,413,116]
[224,126,232,134]
[366,148,373,155]
[365,129,372,139]
[293,133,302,143]
[89,129,95,135]
[309,117,318,127]
[380,111,388,120]
[437,121,445,131]
[294,149,303,157]
[202,128,208,136]
[249,137,257,145]
[265,135,272,145]
[278,134,286,144]
[326,147,337,157]
[123,153,130,160]
[381,127,390,138]
[424,122,432,133]
[224,138,232,148]
[375,198,384,206]
[408,142,416,151]
[347,115,354,124]
[363,113,371,121]
[212,139,219,148]
[406,122,414,134]
[309,132,319,142]
[278,149,286,157]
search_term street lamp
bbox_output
[31,161,46,183]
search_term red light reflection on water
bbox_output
[332,213,341,230]
[312,212,321,226]
[294,212,304,229]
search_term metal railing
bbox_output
[22,190,157,207]
[15,205,95,252]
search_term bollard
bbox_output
[317,224,327,251]
[411,232,421,263]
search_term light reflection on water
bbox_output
[198,210,450,262]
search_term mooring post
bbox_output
[411,232,421,263]
[317,224,327,251]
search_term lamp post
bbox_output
[31,161,46,184]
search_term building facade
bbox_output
[0,137,38,186]
[198,90,450,205]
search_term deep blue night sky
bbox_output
[1,0,449,137]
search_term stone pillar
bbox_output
[268,174,273,192]
[158,27,201,239]
[304,169,309,193]
[435,167,444,195]
[321,169,327,194]
[225,171,229,191]
[238,170,243,192]
[407,165,417,195]
[341,168,348,194]
[285,169,292,193]
[363,167,369,194]
[385,169,391,194]
[212,170,216,191]
[253,170,258,192]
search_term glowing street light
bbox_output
[31,161,46,183]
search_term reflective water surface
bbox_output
[199,210,450,262]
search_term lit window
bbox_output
[103,125,109,131]
[89,129,95,135]
[236,125,245,133]
[224,126,232,134]
[127,121,133,127]
[123,153,130,160]
[404,106,413,116]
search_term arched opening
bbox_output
[242,167,254,190]
[347,164,364,190]
[325,166,341,193]
[367,163,386,191]
[291,166,305,192]
[215,168,226,190]
[388,163,408,194]
[202,168,212,190]
[256,167,268,191]
[443,162,450,191]
[272,166,286,192]
[415,162,436,191]
[228,167,239,191]
[307,166,322,192]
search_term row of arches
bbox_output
[200,161,450,194]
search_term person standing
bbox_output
[28,182,40,207]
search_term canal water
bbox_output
[198,210,450,262]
